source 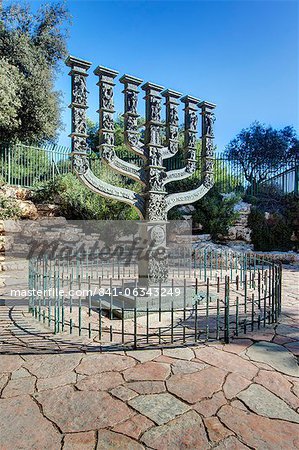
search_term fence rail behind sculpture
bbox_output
[0,143,71,188]
[0,142,298,195]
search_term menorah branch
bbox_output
[165,101,216,212]
[80,168,145,217]
[66,56,145,218]
[163,95,199,185]
[102,151,146,184]
[120,74,145,158]
[94,67,145,183]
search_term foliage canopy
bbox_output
[225,122,298,189]
[0,1,71,144]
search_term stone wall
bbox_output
[0,186,64,277]
[0,186,61,220]
[226,201,252,243]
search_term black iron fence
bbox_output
[1,143,297,195]
[28,248,282,349]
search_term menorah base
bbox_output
[138,255,169,286]
[137,221,169,286]
[92,285,197,319]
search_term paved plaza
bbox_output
[0,266,298,449]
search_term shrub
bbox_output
[248,209,292,251]
[0,194,21,219]
[248,191,299,251]
[32,173,140,220]
[192,187,240,240]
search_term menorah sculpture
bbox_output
[66,56,216,283]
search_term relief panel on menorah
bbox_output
[188,111,198,131]
[101,84,114,110]
[204,171,214,188]
[149,148,162,167]
[149,125,161,145]
[126,132,139,147]
[187,148,196,160]
[169,105,179,125]
[150,97,161,122]
[102,112,114,131]
[204,159,214,172]
[169,125,178,141]
[72,75,87,105]
[73,154,89,175]
[205,140,214,157]
[149,168,166,191]
[101,132,114,146]
[149,224,166,247]
[168,140,178,154]
[187,133,196,148]
[126,116,138,132]
[101,146,115,161]
[126,91,138,114]
[148,194,167,221]
[73,135,88,152]
[204,113,215,137]
[186,160,197,173]
[73,108,87,135]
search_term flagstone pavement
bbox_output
[0,266,298,449]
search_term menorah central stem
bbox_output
[140,82,168,282]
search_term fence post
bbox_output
[224,275,230,343]
[295,164,299,195]
[8,145,11,185]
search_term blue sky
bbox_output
[39,0,299,151]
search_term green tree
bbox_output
[247,186,299,252]
[192,187,240,240]
[0,1,71,144]
[0,59,23,134]
[86,117,99,152]
[225,122,298,192]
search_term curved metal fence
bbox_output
[28,248,282,349]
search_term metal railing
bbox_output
[0,143,71,188]
[28,248,282,349]
[261,164,299,195]
[1,142,297,195]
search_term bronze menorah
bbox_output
[66,56,216,282]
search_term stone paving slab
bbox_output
[218,404,299,450]
[167,366,227,404]
[96,430,144,450]
[246,341,299,376]
[0,267,298,449]
[63,431,96,450]
[128,393,190,425]
[237,384,299,423]
[112,414,154,440]
[34,386,134,432]
[140,410,209,450]
[193,391,227,417]
[0,396,62,449]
